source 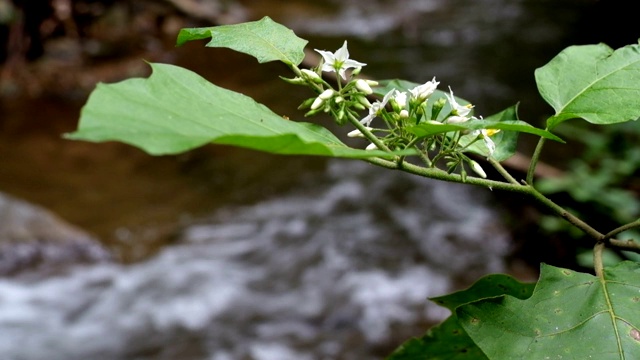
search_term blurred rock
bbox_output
[0,192,111,276]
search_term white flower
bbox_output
[445,87,473,117]
[393,90,408,108]
[409,77,439,101]
[360,89,395,126]
[315,41,367,80]
[476,128,500,157]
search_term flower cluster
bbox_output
[287,41,500,180]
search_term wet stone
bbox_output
[0,192,112,277]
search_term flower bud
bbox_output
[355,79,373,94]
[280,76,306,85]
[347,127,373,138]
[319,89,334,100]
[399,109,409,118]
[310,89,335,110]
[365,143,378,150]
[352,66,362,76]
[297,97,316,110]
[446,115,469,124]
[353,103,366,110]
[311,97,325,110]
[357,96,372,108]
[304,108,323,117]
[431,98,447,119]
[469,160,487,178]
[301,69,322,82]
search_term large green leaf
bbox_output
[536,42,640,129]
[66,63,400,158]
[176,16,307,65]
[458,261,640,359]
[386,274,535,360]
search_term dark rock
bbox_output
[0,192,112,276]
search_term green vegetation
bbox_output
[68,17,640,359]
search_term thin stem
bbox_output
[594,242,605,278]
[416,149,432,167]
[601,218,640,254]
[608,239,640,253]
[527,136,547,185]
[602,218,640,242]
[404,138,432,167]
[372,154,607,242]
[489,158,519,185]
[346,112,391,153]
[526,186,604,240]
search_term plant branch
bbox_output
[525,186,604,241]
[372,154,609,243]
[366,157,526,192]
[602,218,640,242]
[489,158,519,185]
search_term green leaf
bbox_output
[457,105,521,162]
[66,63,400,159]
[386,274,535,360]
[431,273,536,310]
[176,16,308,65]
[407,118,561,142]
[536,43,640,129]
[386,316,488,360]
[458,262,640,360]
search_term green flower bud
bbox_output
[279,76,306,85]
[297,97,316,110]
[431,97,447,120]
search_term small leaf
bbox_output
[431,273,536,310]
[407,119,561,142]
[177,16,308,65]
[66,63,403,159]
[386,274,534,360]
[459,262,640,360]
[536,43,640,129]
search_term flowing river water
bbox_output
[0,0,626,359]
